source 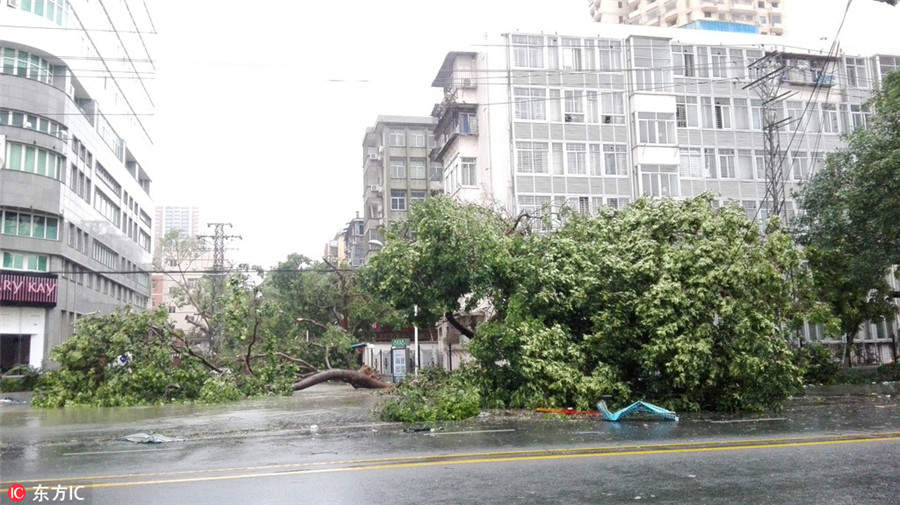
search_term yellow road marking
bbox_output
[3,432,899,492]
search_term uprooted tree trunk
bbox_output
[293,366,391,391]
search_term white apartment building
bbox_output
[430,24,900,361]
[590,0,786,36]
[1,0,156,372]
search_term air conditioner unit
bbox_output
[369,184,383,193]
[367,153,379,161]
[7,0,20,8]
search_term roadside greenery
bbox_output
[377,368,480,422]
[794,70,900,367]
[367,195,822,413]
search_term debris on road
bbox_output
[121,432,184,444]
[597,401,679,422]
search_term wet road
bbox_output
[2,384,899,504]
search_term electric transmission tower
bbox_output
[198,223,241,346]
[745,52,794,231]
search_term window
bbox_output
[714,98,731,129]
[514,88,546,120]
[849,103,868,130]
[408,132,426,148]
[409,159,426,180]
[516,142,548,174]
[703,148,718,178]
[460,157,477,186]
[676,96,699,128]
[785,100,804,131]
[709,48,727,78]
[730,49,747,79]
[2,252,49,272]
[94,190,121,227]
[551,143,564,175]
[718,149,736,178]
[548,89,561,122]
[410,191,426,205]
[737,149,754,180]
[564,90,584,123]
[791,151,809,181]
[597,39,622,71]
[566,143,586,174]
[679,148,703,178]
[600,92,625,124]
[562,38,583,71]
[3,142,63,179]
[390,190,407,211]
[390,159,406,179]
[586,91,600,124]
[603,144,628,175]
[820,103,840,134]
[92,241,117,269]
[640,165,678,197]
[389,129,405,147]
[750,99,763,130]
[1,47,52,84]
[637,112,676,144]
[512,34,544,68]
[0,109,64,139]
[1,211,58,240]
[459,112,477,134]
[632,38,671,91]
[0,335,30,374]
[845,57,867,88]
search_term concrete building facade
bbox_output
[589,0,786,36]
[1,0,156,372]
[429,25,900,362]
[361,115,440,262]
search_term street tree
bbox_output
[794,70,900,366]
[362,195,521,338]
[152,229,216,344]
[470,196,809,412]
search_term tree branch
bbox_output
[445,312,476,339]
[296,317,330,332]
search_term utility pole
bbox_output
[745,52,794,231]
[197,223,241,346]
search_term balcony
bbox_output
[730,0,757,13]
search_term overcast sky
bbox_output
[146,0,900,269]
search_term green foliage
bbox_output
[377,368,481,422]
[793,344,841,385]
[469,320,628,410]
[794,70,900,365]
[876,362,900,382]
[362,195,517,330]
[32,307,215,407]
[369,195,810,412]
[198,375,243,404]
[0,365,41,392]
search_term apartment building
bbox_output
[1,0,156,372]
[429,24,900,360]
[590,0,785,36]
[360,115,440,262]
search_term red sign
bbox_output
[0,272,58,306]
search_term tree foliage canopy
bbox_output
[366,195,812,412]
[794,70,900,363]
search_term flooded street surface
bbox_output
[2,383,899,504]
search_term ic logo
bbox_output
[7,484,26,502]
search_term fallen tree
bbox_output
[292,366,390,391]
